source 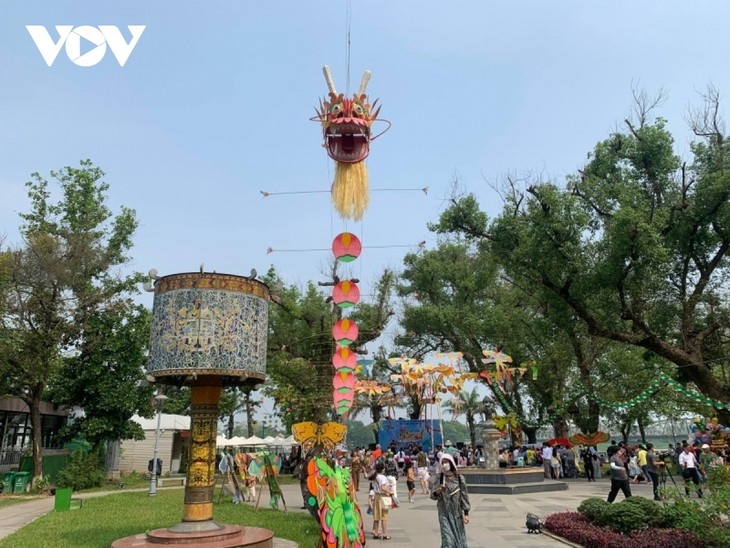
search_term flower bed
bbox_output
[545,512,704,548]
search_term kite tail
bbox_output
[332,161,369,221]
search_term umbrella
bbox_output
[547,437,573,448]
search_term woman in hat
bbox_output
[430,453,471,547]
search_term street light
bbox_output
[148,392,169,496]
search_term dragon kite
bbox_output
[315,65,386,220]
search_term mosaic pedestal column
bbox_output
[176,384,221,530]
[113,272,274,548]
[481,418,502,471]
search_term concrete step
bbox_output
[467,480,569,494]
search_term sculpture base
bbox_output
[461,468,569,494]
[112,524,275,547]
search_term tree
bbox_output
[397,238,574,440]
[0,161,141,481]
[263,265,396,426]
[346,348,397,444]
[50,304,153,451]
[434,90,730,421]
[441,388,483,450]
[345,420,377,448]
[219,386,260,438]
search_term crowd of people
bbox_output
[219,435,729,545]
[338,440,472,545]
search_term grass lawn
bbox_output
[0,490,320,548]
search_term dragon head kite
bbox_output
[315,65,385,221]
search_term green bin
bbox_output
[54,487,82,511]
[13,472,30,493]
[54,487,72,511]
[2,471,15,493]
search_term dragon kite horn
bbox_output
[358,70,371,95]
[322,65,337,95]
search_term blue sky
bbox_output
[1,0,729,358]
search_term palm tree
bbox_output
[441,388,483,450]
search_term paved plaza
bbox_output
[0,475,664,547]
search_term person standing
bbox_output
[607,446,632,503]
[444,440,459,458]
[699,443,718,471]
[541,443,553,479]
[645,443,663,501]
[606,440,618,459]
[581,446,595,482]
[678,444,703,498]
[350,450,362,492]
[395,447,406,471]
[430,454,471,548]
[416,445,430,494]
[405,460,417,502]
[591,445,602,478]
[384,452,400,506]
[550,446,562,479]
[637,444,648,481]
[565,445,577,478]
[369,463,392,540]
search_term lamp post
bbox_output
[148,393,169,496]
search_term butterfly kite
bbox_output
[248,451,285,510]
[292,421,348,453]
[481,348,529,389]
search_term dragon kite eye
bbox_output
[353,104,365,116]
[329,103,343,115]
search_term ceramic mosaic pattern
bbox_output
[148,288,268,376]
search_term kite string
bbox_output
[345,0,352,95]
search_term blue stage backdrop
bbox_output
[378,419,443,452]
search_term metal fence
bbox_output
[0,449,24,471]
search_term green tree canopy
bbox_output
[0,161,145,478]
[433,90,730,421]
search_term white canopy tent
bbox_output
[215,434,298,448]
[280,435,296,447]
[240,435,266,447]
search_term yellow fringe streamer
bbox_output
[331,161,369,221]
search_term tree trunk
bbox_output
[226,412,235,439]
[521,425,537,445]
[409,398,422,420]
[552,418,569,438]
[637,417,647,443]
[245,396,254,437]
[27,383,44,485]
[682,362,730,424]
[620,422,631,443]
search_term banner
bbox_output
[378,419,442,452]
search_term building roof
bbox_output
[131,414,190,431]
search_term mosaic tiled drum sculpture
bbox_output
[114,271,274,548]
[147,272,269,385]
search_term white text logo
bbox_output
[26,25,146,67]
